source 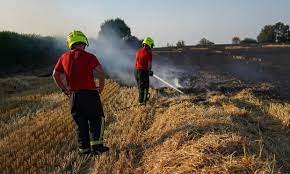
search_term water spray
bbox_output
[153,74,184,94]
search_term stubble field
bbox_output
[1,74,290,173]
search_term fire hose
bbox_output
[153,74,184,94]
[110,74,184,112]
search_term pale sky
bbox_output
[0,0,290,46]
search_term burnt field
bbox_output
[153,44,290,101]
[1,45,290,173]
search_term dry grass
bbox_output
[224,44,290,50]
[267,103,290,127]
[190,47,209,50]
[225,46,252,50]
[262,44,290,48]
[1,77,290,173]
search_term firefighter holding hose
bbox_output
[52,30,109,155]
[134,37,154,104]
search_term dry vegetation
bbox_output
[262,45,290,48]
[1,76,290,173]
[225,44,290,50]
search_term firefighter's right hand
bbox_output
[149,70,154,76]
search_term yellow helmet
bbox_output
[142,37,154,49]
[67,30,89,49]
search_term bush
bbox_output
[241,38,257,44]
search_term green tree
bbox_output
[257,25,275,43]
[98,18,131,40]
[257,22,290,43]
[232,37,241,44]
[97,18,143,49]
[273,22,290,43]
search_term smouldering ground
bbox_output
[0,76,290,173]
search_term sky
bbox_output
[0,0,290,46]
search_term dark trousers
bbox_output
[134,69,149,103]
[70,90,105,151]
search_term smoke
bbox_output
[0,0,193,90]
[87,34,137,86]
[151,55,198,88]
[87,34,187,89]
[46,26,190,90]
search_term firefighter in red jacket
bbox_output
[52,30,109,155]
[134,37,154,104]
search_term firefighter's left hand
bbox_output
[149,70,154,76]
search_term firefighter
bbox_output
[52,30,109,155]
[134,37,154,104]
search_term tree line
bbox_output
[0,31,64,68]
[1,19,289,69]
[0,18,139,70]
[168,22,290,47]
[232,22,290,44]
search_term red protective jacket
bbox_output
[134,47,152,71]
[54,49,100,91]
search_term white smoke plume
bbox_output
[87,37,136,86]
[87,36,190,89]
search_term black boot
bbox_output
[78,147,91,155]
[92,144,109,155]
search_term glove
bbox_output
[149,70,154,76]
